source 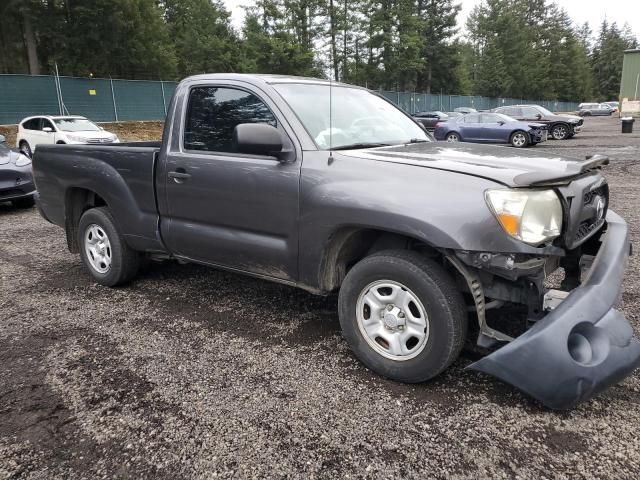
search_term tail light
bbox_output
[434,122,441,129]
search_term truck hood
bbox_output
[338,142,608,187]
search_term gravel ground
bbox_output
[1,116,640,479]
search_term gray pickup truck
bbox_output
[34,74,640,409]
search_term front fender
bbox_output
[297,151,559,290]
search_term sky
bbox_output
[223,0,640,38]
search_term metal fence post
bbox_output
[110,77,119,122]
[161,81,167,115]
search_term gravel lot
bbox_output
[1,116,640,479]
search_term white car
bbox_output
[17,116,119,157]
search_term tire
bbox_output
[19,141,32,158]
[510,130,529,148]
[338,250,467,383]
[551,123,570,140]
[11,196,35,208]
[445,132,461,143]
[78,207,140,286]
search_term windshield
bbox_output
[535,106,554,116]
[273,83,429,149]
[53,118,101,132]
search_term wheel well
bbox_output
[56,141,66,144]
[318,228,440,292]
[64,188,108,253]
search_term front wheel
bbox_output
[445,132,461,143]
[551,124,570,140]
[510,130,529,148]
[338,250,467,383]
[78,207,140,286]
[19,141,32,158]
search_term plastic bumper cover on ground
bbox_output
[469,210,640,409]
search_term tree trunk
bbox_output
[329,0,339,81]
[342,0,348,81]
[22,11,40,75]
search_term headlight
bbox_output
[15,154,31,167]
[112,135,120,143]
[67,135,87,143]
[485,189,563,245]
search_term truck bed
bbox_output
[33,142,164,252]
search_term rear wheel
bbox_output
[78,207,140,286]
[19,141,32,158]
[446,132,461,143]
[338,250,467,383]
[510,130,529,148]
[551,124,570,140]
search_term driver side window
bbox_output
[184,87,277,153]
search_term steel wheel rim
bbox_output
[552,125,567,139]
[84,224,112,274]
[512,133,527,147]
[446,134,459,142]
[356,280,430,361]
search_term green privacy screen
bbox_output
[380,91,579,115]
[0,74,178,125]
[0,74,579,125]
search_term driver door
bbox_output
[159,85,301,282]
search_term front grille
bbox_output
[86,138,114,144]
[557,174,609,249]
[573,183,608,244]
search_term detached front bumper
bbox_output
[469,210,640,409]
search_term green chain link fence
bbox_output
[380,91,579,115]
[0,74,177,125]
[0,74,579,125]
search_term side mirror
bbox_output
[43,127,53,133]
[498,121,505,125]
[536,114,542,120]
[232,123,287,160]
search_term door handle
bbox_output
[168,169,191,182]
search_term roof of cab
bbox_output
[181,73,362,89]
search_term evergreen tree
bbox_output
[164,0,239,76]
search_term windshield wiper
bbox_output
[331,142,391,151]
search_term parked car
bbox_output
[454,107,477,114]
[578,103,614,116]
[433,112,547,147]
[33,74,640,409]
[445,112,463,118]
[0,134,35,208]
[413,111,449,131]
[17,115,119,157]
[492,105,583,140]
[603,101,620,113]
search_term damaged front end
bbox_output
[449,209,640,410]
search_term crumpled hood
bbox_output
[338,141,607,187]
